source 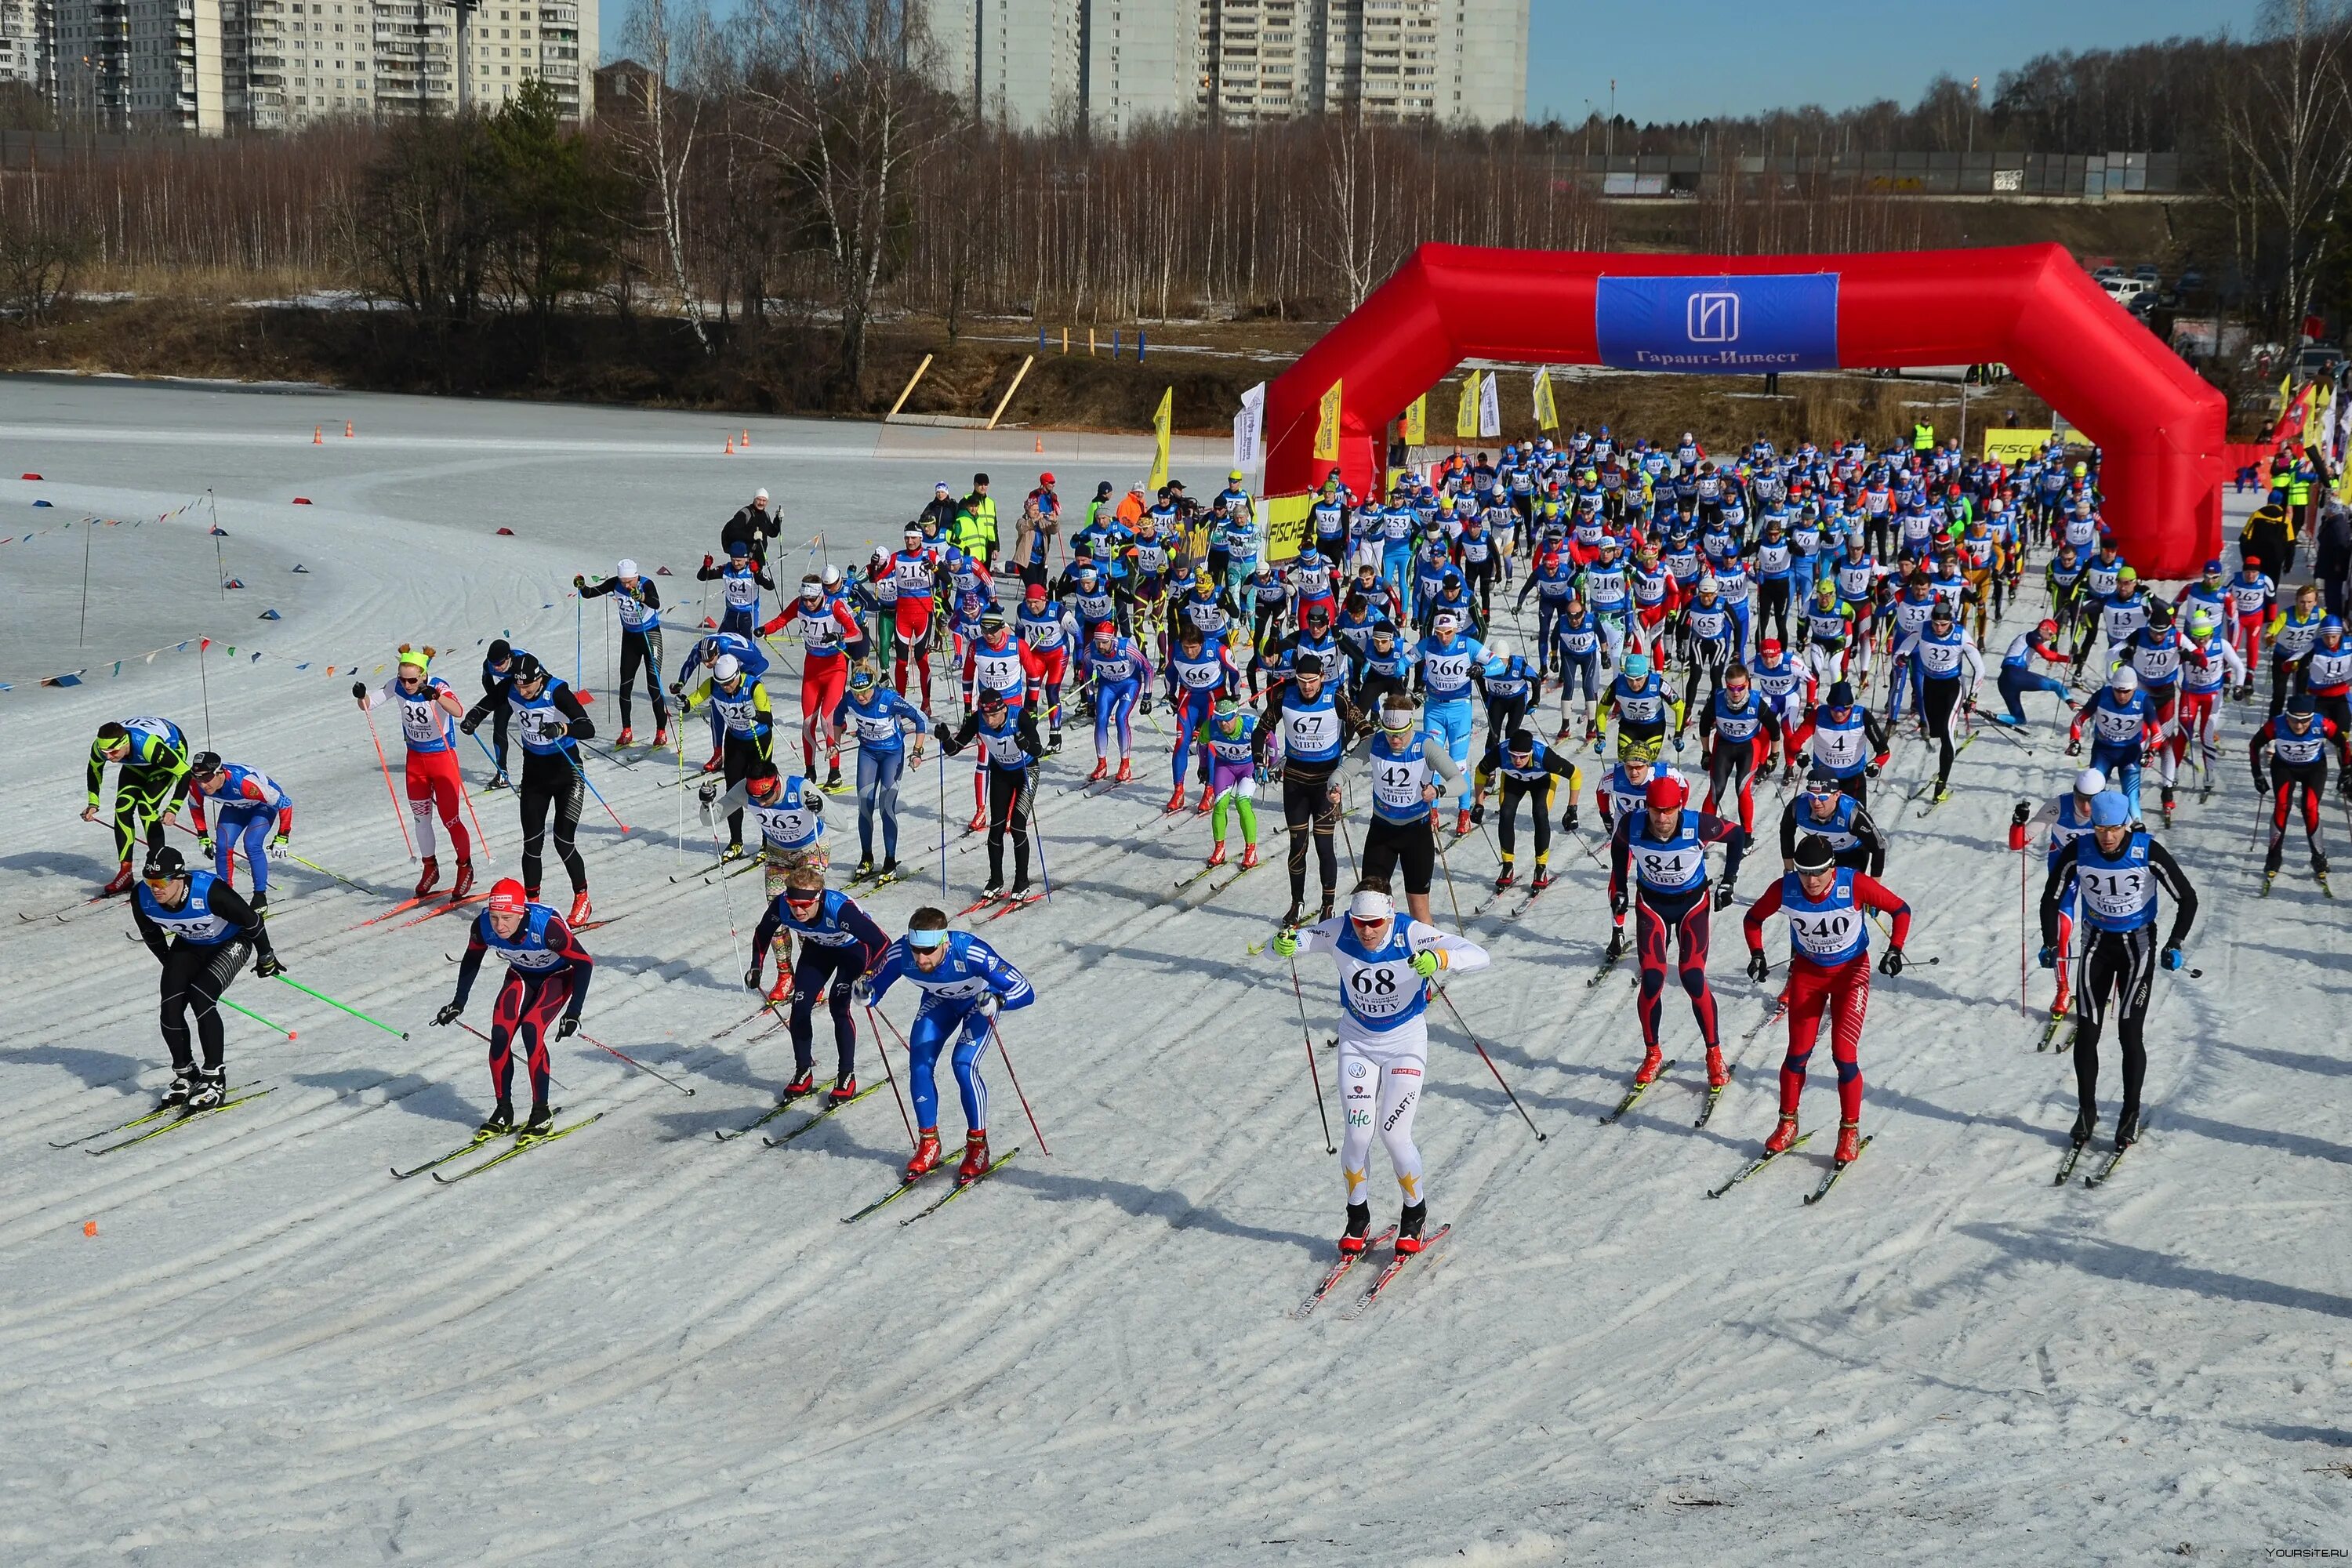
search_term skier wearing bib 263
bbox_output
[860,907,1035,1185]
[2038,793,2198,1155]
[1742,833,1911,1169]
[354,645,474,900]
[132,845,282,1115]
[433,879,594,1139]
[1272,880,1490,1258]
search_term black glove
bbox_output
[2010,800,2031,828]
[933,721,953,743]
[1745,949,1770,982]
[573,574,586,588]
[1713,883,1737,911]
[256,953,285,979]
[1139,691,1154,715]
[433,1001,463,1027]
[2065,738,2082,757]
[1563,809,1580,833]
[1610,891,1627,918]
[2253,770,2270,797]
[1878,946,1906,978]
[744,965,764,992]
[698,782,719,805]
[1864,760,1882,779]
[350,681,368,701]
[1469,803,1486,827]
[460,714,481,735]
[557,1015,579,1040]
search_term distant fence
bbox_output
[1563,151,2181,201]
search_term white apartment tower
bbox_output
[0,0,37,89]
[927,0,1523,134]
[35,0,590,129]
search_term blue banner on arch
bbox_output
[1594,274,1840,373]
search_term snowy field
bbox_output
[1,378,2348,1566]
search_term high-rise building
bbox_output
[34,0,590,129]
[0,0,37,90]
[927,0,1523,135]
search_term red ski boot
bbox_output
[1088,757,1109,782]
[412,856,441,899]
[616,727,634,746]
[967,808,988,832]
[766,971,792,1004]
[1165,783,1187,812]
[103,862,134,897]
[1205,842,1229,868]
[1338,1201,1372,1255]
[1834,1119,1863,1165]
[1530,869,1554,891]
[905,1128,942,1180]
[781,1068,816,1099]
[1115,757,1134,783]
[956,1130,992,1185]
[1240,843,1261,869]
[652,724,669,748]
[568,891,593,927]
[1196,790,1214,814]
[1632,1045,1665,1087]
[1763,1113,1800,1156]
[1455,808,1472,837]
[448,858,475,901]
[1705,1044,1729,1091]
[1395,1200,1430,1254]
[827,1075,859,1107]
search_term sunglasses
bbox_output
[784,890,822,906]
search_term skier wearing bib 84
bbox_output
[1272,880,1490,1256]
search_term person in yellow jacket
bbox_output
[956,473,999,568]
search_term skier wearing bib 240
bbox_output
[1272,880,1490,1258]
[1609,774,1748,1093]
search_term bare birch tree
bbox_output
[2218,0,2352,331]
[614,0,714,350]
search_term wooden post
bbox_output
[884,353,935,422]
[987,356,1036,430]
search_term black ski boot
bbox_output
[2113,1107,2139,1151]
[2068,1105,2096,1149]
[518,1102,554,1138]
[158,1067,197,1110]
[878,858,899,882]
[477,1100,515,1136]
[853,857,875,881]
[183,1067,226,1113]
[1396,1200,1429,1254]
[1339,1200,1373,1255]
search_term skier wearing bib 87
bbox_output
[1272,879,1490,1256]
[1740,833,1912,1167]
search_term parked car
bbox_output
[2298,344,2344,379]
[2178,268,2208,292]
[2103,277,2154,306]
[2132,264,2161,284]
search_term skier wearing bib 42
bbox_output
[354,645,474,899]
[2038,793,2198,1154]
[1359,692,1465,926]
[1272,880,1490,1257]
[1609,774,1748,1092]
[860,907,1036,1184]
[1742,833,1912,1168]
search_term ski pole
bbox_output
[711,820,749,983]
[1023,775,1052,902]
[936,743,949,898]
[1286,955,1338,1154]
[285,850,369,895]
[457,1020,567,1089]
[1436,988,1545,1142]
[673,700,688,868]
[274,974,411,1039]
[456,769,495,866]
[1435,820,1465,927]
[220,993,296,1040]
[361,706,418,861]
[985,1016,1051,1156]
[562,743,632,833]
[862,1003,920,1148]
[574,1028,695,1095]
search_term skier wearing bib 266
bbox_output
[1272,880,1490,1258]
[860,908,1035,1185]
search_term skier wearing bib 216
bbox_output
[1272,880,1490,1258]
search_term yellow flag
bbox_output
[1149,387,1174,491]
[1532,368,1559,431]
[1456,371,1480,441]
[1402,394,1427,448]
[2280,372,2294,411]
[1312,379,1343,463]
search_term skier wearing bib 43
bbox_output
[1272,880,1490,1257]
[1741,833,1912,1168]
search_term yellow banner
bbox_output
[1312,380,1343,463]
[1533,368,1558,431]
[1149,387,1174,492]
[1402,394,1426,448]
[1981,427,2052,466]
[1456,371,1480,441]
[1265,493,1314,564]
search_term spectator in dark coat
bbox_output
[2243,501,2298,583]
[722,488,779,566]
[2318,498,2352,618]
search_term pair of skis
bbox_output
[1294,1225,1452,1319]
[393,1111,604,1183]
[1706,1131,1869,1204]
[54,1083,272,1155]
[840,1145,1019,1225]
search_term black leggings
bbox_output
[722,732,765,848]
[789,944,862,1079]
[619,629,668,729]
[1361,815,1436,895]
[1922,676,1962,782]
[110,761,178,864]
[517,752,586,895]
[1758,579,1791,646]
[161,936,252,1071]
[984,767,1033,887]
[1283,768,1342,906]
[2073,925,2156,1127]
[1494,775,1557,863]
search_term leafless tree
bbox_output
[614,0,716,350]
[2215,0,2352,328]
[1312,113,1394,313]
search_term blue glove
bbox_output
[2161,946,2183,971]
[2037,943,2057,969]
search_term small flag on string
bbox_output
[31,500,50,509]
[223,578,245,590]
[258,609,281,620]
[291,564,308,573]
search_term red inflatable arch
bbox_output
[1261,242,2227,579]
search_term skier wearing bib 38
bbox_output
[1272,880,1490,1257]
[354,646,474,900]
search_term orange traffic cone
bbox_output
[344,419,354,437]
[313,426,323,444]
[740,429,750,448]
[1034,437,1043,453]
[724,436,735,454]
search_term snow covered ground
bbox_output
[2,379,2348,1566]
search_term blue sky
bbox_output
[1523,0,2248,125]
